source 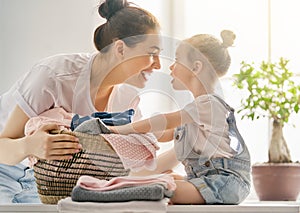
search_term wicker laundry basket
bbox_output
[33,130,129,204]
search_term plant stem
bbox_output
[268,120,292,163]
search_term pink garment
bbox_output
[77,174,176,191]
[102,133,160,172]
[24,107,73,135]
[24,107,73,167]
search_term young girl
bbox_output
[110,30,251,204]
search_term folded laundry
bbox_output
[73,118,159,172]
[102,133,160,172]
[74,118,111,134]
[71,109,135,130]
[76,174,176,192]
[58,197,169,213]
[24,107,73,135]
[71,183,173,202]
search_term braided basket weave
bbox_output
[33,130,129,204]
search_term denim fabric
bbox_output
[71,109,135,130]
[0,164,40,203]
[174,95,251,204]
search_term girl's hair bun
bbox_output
[98,0,130,20]
[220,30,236,48]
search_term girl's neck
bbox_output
[190,78,216,98]
[191,68,218,98]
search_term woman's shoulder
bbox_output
[36,53,92,66]
[32,52,94,76]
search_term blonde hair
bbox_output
[184,30,236,77]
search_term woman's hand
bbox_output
[26,124,82,161]
[0,105,82,165]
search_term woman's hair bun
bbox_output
[98,0,130,20]
[220,30,236,48]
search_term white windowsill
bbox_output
[0,200,299,213]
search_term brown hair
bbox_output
[185,30,236,77]
[94,0,160,53]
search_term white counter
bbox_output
[0,201,299,213]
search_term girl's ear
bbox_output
[192,60,203,74]
[114,40,125,59]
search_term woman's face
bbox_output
[120,34,162,88]
[169,44,194,90]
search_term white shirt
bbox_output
[174,94,235,160]
[0,52,141,165]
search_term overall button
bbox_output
[175,135,180,140]
[204,161,210,167]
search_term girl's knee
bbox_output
[171,180,205,204]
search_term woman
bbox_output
[0,0,161,203]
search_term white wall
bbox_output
[0,0,101,94]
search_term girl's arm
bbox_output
[0,105,81,165]
[130,147,180,176]
[111,109,193,134]
[153,129,174,142]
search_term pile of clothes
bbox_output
[26,107,176,211]
[58,174,176,213]
[25,107,160,172]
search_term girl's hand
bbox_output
[163,170,185,180]
[108,126,117,133]
[27,124,82,160]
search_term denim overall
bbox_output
[174,95,251,204]
[0,163,40,203]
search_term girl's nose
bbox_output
[169,63,174,71]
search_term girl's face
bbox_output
[120,34,162,88]
[169,44,194,91]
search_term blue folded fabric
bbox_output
[70,109,135,131]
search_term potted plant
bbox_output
[233,57,300,201]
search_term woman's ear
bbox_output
[192,60,203,74]
[114,40,125,59]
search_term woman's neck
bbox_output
[90,53,116,111]
[93,86,114,111]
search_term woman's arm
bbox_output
[0,105,81,165]
[111,109,192,134]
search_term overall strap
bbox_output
[211,95,235,112]
[211,94,249,158]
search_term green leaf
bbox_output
[232,57,300,125]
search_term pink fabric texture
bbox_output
[77,174,176,191]
[102,133,160,172]
[24,107,73,135]
[24,107,73,167]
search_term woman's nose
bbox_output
[152,55,161,70]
